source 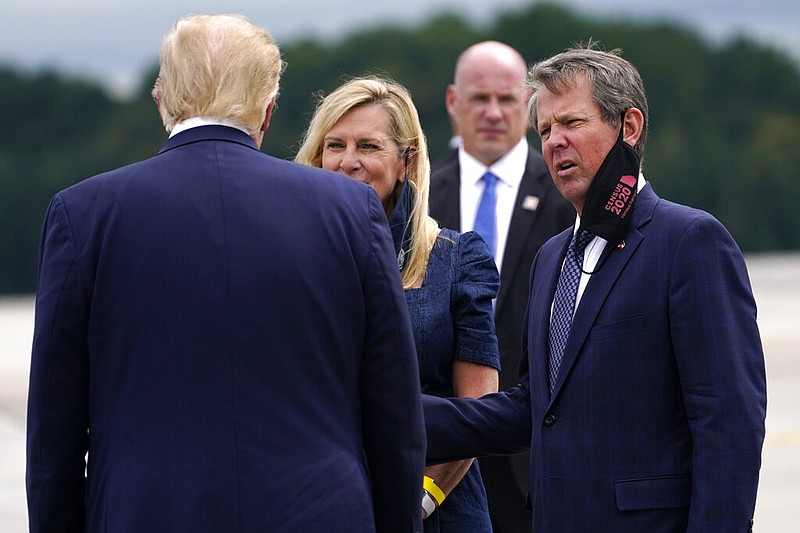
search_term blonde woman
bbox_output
[297,76,499,532]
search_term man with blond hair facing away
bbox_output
[26,14,425,533]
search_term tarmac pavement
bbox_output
[1,252,798,531]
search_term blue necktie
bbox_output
[473,172,498,255]
[548,230,594,391]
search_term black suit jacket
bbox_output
[429,145,572,496]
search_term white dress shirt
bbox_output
[458,138,529,274]
[169,117,250,138]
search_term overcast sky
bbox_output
[2,0,798,97]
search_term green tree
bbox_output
[3,3,800,294]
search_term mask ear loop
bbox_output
[575,113,628,276]
[575,230,618,276]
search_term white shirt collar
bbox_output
[458,137,529,188]
[169,117,251,138]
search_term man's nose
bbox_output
[544,125,567,150]
[485,97,503,120]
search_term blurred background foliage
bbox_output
[2,2,799,293]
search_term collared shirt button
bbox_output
[544,414,556,426]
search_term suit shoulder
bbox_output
[256,156,372,198]
[58,155,160,200]
[638,191,739,254]
[521,146,573,217]
[653,196,724,231]
[523,144,551,181]
[430,149,459,181]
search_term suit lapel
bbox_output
[548,185,659,402]
[497,151,547,311]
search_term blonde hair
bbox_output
[296,76,439,289]
[152,14,285,136]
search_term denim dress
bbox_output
[405,228,500,533]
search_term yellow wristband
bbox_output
[423,476,446,505]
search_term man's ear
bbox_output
[622,107,644,148]
[153,92,169,131]
[261,98,277,132]
[444,84,459,122]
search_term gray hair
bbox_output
[527,43,649,160]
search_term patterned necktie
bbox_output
[473,172,498,255]
[548,230,594,391]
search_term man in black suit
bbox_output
[429,40,572,533]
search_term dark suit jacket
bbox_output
[429,146,572,497]
[26,125,426,533]
[423,184,767,532]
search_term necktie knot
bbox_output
[482,171,498,188]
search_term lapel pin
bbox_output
[522,195,540,211]
[617,240,626,249]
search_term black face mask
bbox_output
[578,115,640,249]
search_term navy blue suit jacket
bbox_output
[423,184,766,532]
[27,126,426,533]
